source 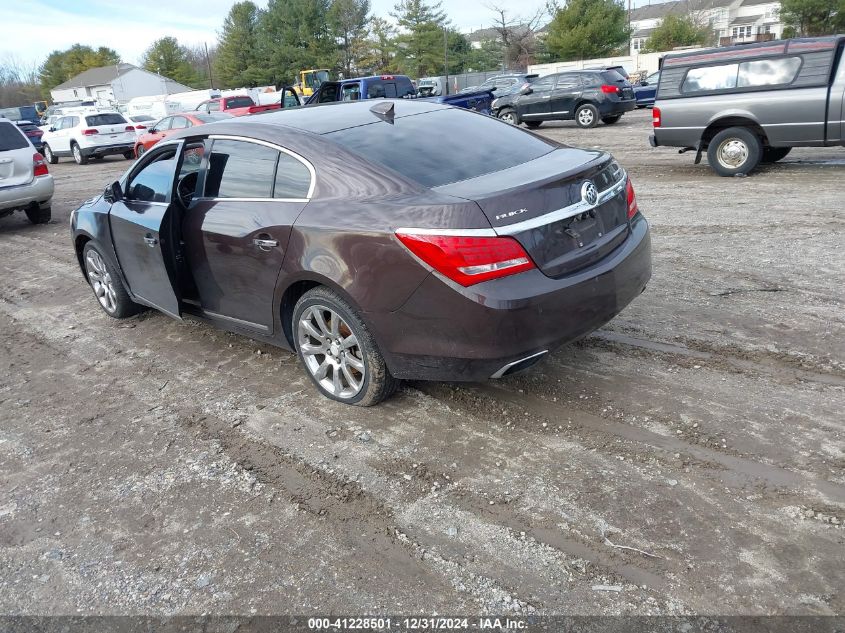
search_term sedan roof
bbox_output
[237,99,450,135]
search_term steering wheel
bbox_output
[177,171,198,207]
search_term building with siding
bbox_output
[50,63,193,106]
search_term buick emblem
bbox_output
[581,181,598,206]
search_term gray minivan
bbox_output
[649,36,845,176]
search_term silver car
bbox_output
[649,35,845,176]
[0,117,54,224]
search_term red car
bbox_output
[134,112,232,157]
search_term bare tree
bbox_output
[0,54,41,108]
[485,3,550,70]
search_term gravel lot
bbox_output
[1,108,842,617]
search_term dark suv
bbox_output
[495,70,636,129]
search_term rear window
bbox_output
[86,113,127,126]
[226,96,254,108]
[601,70,627,84]
[682,57,802,93]
[325,108,555,188]
[0,121,29,151]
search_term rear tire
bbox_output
[761,147,791,163]
[43,144,58,164]
[575,104,599,128]
[498,108,518,125]
[524,121,542,129]
[82,241,142,318]
[72,142,88,165]
[293,287,398,406]
[25,206,50,224]
[707,127,762,177]
[602,115,621,125]
[123,151,134,160]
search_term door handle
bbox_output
[144,235,158,247]
[253,238,279,250]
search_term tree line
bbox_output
[1,0,843,108]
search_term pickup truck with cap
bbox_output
[649,35,845,176]
[305,74,494,115]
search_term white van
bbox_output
[125,94,170,120]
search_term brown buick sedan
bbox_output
[70,100,651,405]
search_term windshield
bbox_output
[325,108,555,188]
[306,70,329,90]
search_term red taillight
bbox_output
[652,107,661,128]
[395,232,535,286]
[82,129,98,136]
[125,125,135,131]
[380,75,395,80]
[33,153,49,177]
[600,84,620,94]
[135,124,147,129]
[626,177,638,219]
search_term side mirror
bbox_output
[490,86,498,92]
[520,85,533,96]
[48,127,56,132]
[104,181,123,204]
[640,80,649,86]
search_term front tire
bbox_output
[761,147,791,163]
[498,108,518,125]
[72,143,88,165]
[43,144,58,164]
[25,206,50,224]
[82,242,141,318]
[135,144,146,158]
[293,287,398,406]
[575,104,599,128]
[707,127,762,177]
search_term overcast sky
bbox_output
[2,0,629,68]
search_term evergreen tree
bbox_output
[391,0,449,78]
[215,1,263,87]
[545,0,630,61]
[329,0,371,77]
[141,37,200,87]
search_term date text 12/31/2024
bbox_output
[307,617,527,630]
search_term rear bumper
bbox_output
[80,143,134,157]
[369,214,652,381]
[0,175,54,212]
[600,99,636,116]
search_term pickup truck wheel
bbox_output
[575,104,599,128]
[707,127,762,177]
[25,206,51,224]
[602,115,621,125]
[524,121,542,129]
[294,287,398,407]
[72,143,88,165]
[498,108,518,125]
[762,147,791,163]
[43,144,58,164]
[82,242,141,318]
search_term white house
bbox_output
[50,63,194,106]
[629,0,784,54]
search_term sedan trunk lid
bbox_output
[436,148,630,278]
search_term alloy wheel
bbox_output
[717,138,749,169]
[85,249,118,313]
[297,304,365,399]
[578,108,594,126]
[501,112,516,125]
[73,145,82,163]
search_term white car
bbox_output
[124,114,158,139]
[0,117,54,224]
[41,112,136,165]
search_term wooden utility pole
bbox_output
[204,42,214,90]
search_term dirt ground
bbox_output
[1,109,842,617]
